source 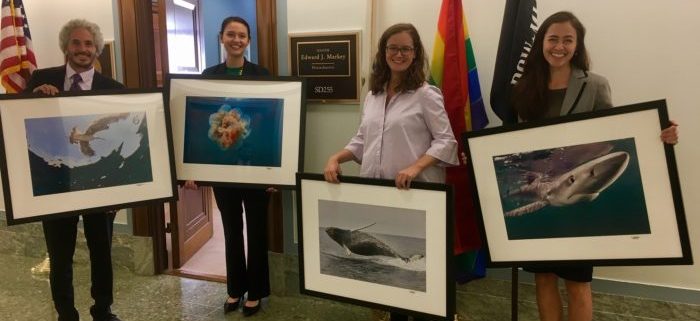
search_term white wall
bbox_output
[287,0,373,176]
[291,0,700,290]
[24,0,116,68]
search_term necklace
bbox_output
[227,66,244,76]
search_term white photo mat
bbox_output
[299,177,449,317]
[168,77,303,187]
[0,92,174,221]
[467,105,686,264]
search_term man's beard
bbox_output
[68,52,96,68]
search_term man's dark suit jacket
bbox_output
[24,65,125,93]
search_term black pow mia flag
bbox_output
[490,0,538,125]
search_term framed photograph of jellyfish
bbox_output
[0,90,177,225]
[296,173,455,321]
[166,74,305,188]
[464,100,692,267]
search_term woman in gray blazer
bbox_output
[511,11,678,321]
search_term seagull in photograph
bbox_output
[69,113,129,157]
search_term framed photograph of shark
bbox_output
[0,89,177,225]
[296,173,455,321]
[166,74,305,189]
[464,99,692,267]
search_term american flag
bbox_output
[0,0,36,93]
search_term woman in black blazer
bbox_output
[185,16,271,317]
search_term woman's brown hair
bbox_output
[369,23,428,94]
[512,11,590,121]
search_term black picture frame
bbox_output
[463,100,692,267]
[165,74,306,189]
[296,173,455,321]
[0,89,178,225]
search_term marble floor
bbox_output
[2,251,699,321]
[0,253,370,321]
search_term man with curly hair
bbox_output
[25,18,124,321]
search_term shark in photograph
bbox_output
[25,111,153,196]
[504,150,630,216]
[494,139,651,239]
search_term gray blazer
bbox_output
[559,68,612,116]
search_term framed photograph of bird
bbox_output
[0,89,177,225]
[463,99,692,266]
[166,74,305,189]
[296,173,455,321]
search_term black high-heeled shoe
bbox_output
[242,300,261,317]
[223,297,241,314]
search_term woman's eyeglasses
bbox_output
[386,46,414,55]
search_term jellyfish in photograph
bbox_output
[208,104,250,149]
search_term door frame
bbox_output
[118,0,167,273]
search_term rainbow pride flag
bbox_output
[430,0,488,132]
[429,0,488,282]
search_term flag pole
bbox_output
[512,267,519,321]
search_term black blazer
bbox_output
[24,65,125,93]
[201,59,270,76]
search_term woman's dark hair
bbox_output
[369,23,427,94]
[220,16,250,38]
[512,11,590,121]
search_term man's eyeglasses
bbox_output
[386,46,414,55]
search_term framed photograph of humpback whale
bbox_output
[296,173,455,321]
[464,99,692,267]
[166,74,306,189]
[0,90,177,225]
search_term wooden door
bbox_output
[118,0,168,273]
[161,0,213,268]
[170,186,214,267]
[121,0,213,271]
